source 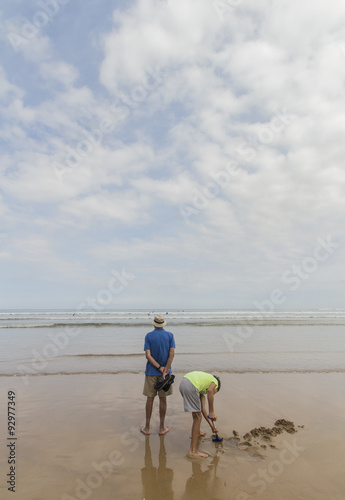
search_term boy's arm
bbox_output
[201,395,216,431]
[162,347,175,378]
[207,382,217,420]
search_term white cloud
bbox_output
[1,0,345,307]
[100,0,219,93]
[11,234,93,284]
[0,66,23,100]
[39,60,78,86]
[58,189,153,226]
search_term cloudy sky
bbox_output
[0,0,344,310]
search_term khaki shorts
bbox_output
[143,375,174,398]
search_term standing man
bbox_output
[141,314,175,436]
[179,371,221,458]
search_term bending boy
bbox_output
[179,371,221,458]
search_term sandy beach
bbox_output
[1,372,345,500]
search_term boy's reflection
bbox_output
[141,435,174,500]
[182,456,221,500]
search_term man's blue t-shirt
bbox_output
[144,328,175,376]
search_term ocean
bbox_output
[1,309,345,380]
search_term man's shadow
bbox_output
[141,435,174,500]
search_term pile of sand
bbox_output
[234,419,304,450]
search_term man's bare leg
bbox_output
[188,412,208,458]
[141,397,154,435]
[158,396,170,435]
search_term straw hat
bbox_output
[152,314,166,328]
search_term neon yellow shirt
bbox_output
[183,371,218,395]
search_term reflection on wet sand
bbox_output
[141,435,174,500]
[182,456,224,500]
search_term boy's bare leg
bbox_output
[158,396,170,435]
[188,412,208,458]
[141,397,154,435]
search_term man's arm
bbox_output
[145,349,164,374]
[162,347,175,378]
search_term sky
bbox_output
[0,0,345,310]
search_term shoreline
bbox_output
[0,372,344,499]
[2,367,345,380]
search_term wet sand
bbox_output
[1,372,345,499]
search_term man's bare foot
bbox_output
[187,451,209,458]
[159,427,170,435]
[140,426,150,435]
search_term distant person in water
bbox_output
[141,314,175,436]
[179,371,221,458]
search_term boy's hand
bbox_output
[208,413,218,433]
